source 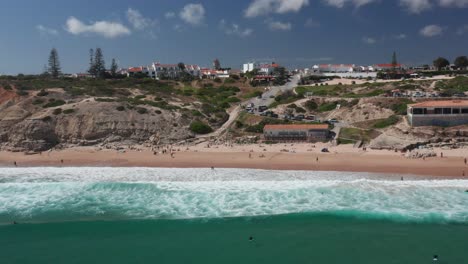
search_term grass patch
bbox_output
[43,99,65,108]
[190,121,213,134]
[372,115,400,129]
[339,127,379,143]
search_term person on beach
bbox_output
[463,171,465,177]
[465,158,467,165]
[401,177,404,181]
[316,157,319,162]
[440,152,444,158]
[249,153,252,159]
[14,161,17,167]
[61,159,64,164]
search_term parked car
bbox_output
[271,113,279,118]
[305,115,316,121]
[258,105,268,112]
[294,115,305,121]
[321,148,330,153]
[327,118,339,124]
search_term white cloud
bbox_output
[395,33,407,39]
[399,0,432,13]
[36,25,58,36]
[126,8,157,30]
[419,24,444,37]
[305,18,320,28]
[65,16,131,38]
[456,24,468,35]
[323,0,377,8]
[245,0,309,17]
[165,12,176,19]
[219,20,253,37]
[180,3,205,25]
[267,20,292,31]
[362,37,376,44]
[438,0,468,7]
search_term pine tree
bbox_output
[110,58,118,77]
[48,48,61,78]
[88,48,96,77]
[391,52,398,68]
[94,48,106,78]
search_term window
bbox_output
[434,108,443,114]
[462,109,468,114]
[443,108,452,114]
[412,108,425,115]
[453,108,460,114]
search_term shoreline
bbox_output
[1,146,468,178]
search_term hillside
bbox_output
[0,77,253,151]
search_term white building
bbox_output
[150,62,201,80]
[242,62,260,73]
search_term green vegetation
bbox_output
[338,127,379,144]
[95,98,115,102]
[245,117,291,133]
[318,102,339,112]
[269,90,302,108]
[304,100,318,111]
[52,108,62,115]
[435,76,468,96]
[43,99,65,108]
[296,85,347,97]
[343,89,385,98]
[389,99,414,115]
[32,98,44,105]
[116,106,125,111]
[136,107,148,114]
[63,109,75,114]
[190,121,213,134]
[243,90,263,99]
[372,115,400,129]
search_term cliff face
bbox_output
[0,88,194,151]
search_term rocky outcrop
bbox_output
[0,89,195,151]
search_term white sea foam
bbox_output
[0,167,467,223]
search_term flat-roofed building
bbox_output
[407,100,468,127]
[263,124,330,142]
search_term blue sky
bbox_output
[0,0,467,74]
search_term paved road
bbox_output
[245,74,301,112]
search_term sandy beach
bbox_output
[1,143,468,177]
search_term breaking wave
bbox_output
[0,167,467,224]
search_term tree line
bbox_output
[46,48,120,78]
[433,56,468,71]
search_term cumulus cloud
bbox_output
[399,0,432,13]
[267,20,292,31]
[126,8,157,30]
[219,20,253,37]
[245,0,309,17]
[456,24,468,35]
[165,12,176,19]
[419,24,444,37]
[323,0,377,8]
[36,25,58,36]
[180,3,205,25]
[65,16,131,38]
[438,0,468,7]
[305,18,320,28]
[395,33,407,39]
[362,37,376,44]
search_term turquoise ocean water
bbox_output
[1,167,467,263]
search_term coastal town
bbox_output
[1,49,468,176]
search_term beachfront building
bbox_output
[242,62,260,73]
[149,62,201,80]
[407,100,468,127]
[201,68,230,79]
[263,124,330,142]
[373,64,405,71]
[127,66,152,78]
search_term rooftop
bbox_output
[264,124,329,131]
[409,100,468,108]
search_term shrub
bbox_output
[43,99,65,108]
[373,115,400,129]
[37,89,49,96]
[52,108,62,115]
[190,121,213,134]
[214,78,222,83]
[16,90,28,96]
[295,107,306,113]
[136,107,148,114]
[116,106,125,111]
[32,99,44,105]
[304,100,318,111]
[135,95,146,100]
[287,103,297,109]
[63,109,74,114]
[42,116,52,122]
[155,110,162,114]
